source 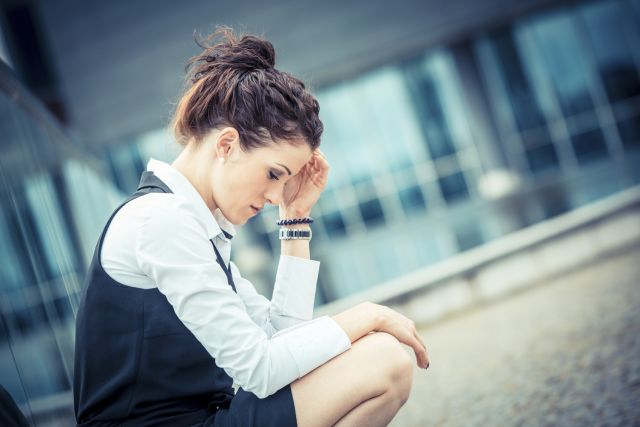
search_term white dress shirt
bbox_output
[101,158,351,399]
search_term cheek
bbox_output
[223,171,260,202]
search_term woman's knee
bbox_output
[358,332,414,399]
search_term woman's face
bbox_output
[209,128,313,225]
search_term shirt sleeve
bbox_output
[229,255,322,336]
[135,198,352,399]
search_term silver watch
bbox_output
[279,227,312,240]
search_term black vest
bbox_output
[74,171,237,426]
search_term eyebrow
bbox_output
[275,163,292,175]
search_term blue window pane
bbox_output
[454,222,485,251]
[0,205,34,290]
[438,172,469,203]
[359,198,385,227]
[520,127,554,150]
[14,303,47,335]
[317,84,390,186]
[404,60,457,159]
[532,12,595,116]
[0,339,29,405]
[24,174,79,280]
[322,211,347,238]
[571,128,608,164]
[17,335,70,398]
[617,115,640,151]
[359,69,429,171]
[526,143,559,174]
[53,297,73,322]
[254,231,273,253]
[354,180,377,200]
[539,187,572,219]
[106,143,145,193]
[316,187,338,213]
[581,1,640,103]
[488,27,547,132]
[399,185,427,214]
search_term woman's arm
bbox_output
[279,209,311,259]
[278,148,327,259]
[229,256,320,333]
[330,302,382,343]
[333,302,430,369]
[136,198,352,398]
[228,210,320,333]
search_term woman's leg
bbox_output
[290,331,414,427]
[332,387,408,427]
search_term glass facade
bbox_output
[101,0,640,304]
[0,68,124,423]
[1,0,639,422]
[475,1,640,208]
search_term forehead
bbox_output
[252,140,312,163]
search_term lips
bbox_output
[251,205,262,213]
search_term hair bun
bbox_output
[173,25,322,151]
[236,35,275,71]
[191,26,275,76]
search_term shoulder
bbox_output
[118,192,209,241]
[131,193,218,269]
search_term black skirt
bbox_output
[200,384,297,427]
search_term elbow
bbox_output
[226,337,299,400]
[240,381,272,399]
[252,388,271,400]
[236,369,275,400]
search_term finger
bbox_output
[317,154,327,164]
[414,330,427,351]
[411,335,428,368]
[310,156,321,172]
[315,159,328,176]
[414,331,429,368]
[314,150,329,165]
[417,333,429,362]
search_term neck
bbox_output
[171,143,218,213]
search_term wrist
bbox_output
[280,205,311,219]
[364,302,385,331]
[358,301,386,331]
[282,223,311,230]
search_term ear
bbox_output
[215,127,240,159]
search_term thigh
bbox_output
[290,331,412,427]
[203,384,297,427]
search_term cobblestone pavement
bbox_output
[389,245,640,427]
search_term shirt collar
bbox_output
[146,158,236,241]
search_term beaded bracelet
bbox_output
[276,217,314,226]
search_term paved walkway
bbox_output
[390,244,640,427]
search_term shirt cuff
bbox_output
[272,315,352,378]
[271,254,320,323]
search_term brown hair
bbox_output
[170,26,323,151]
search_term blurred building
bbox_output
[0,0,639,424]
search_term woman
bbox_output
[73,26,429,427]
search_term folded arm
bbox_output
[136,199,351,399]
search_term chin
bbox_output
[231,214,248,226]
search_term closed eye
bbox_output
[269,171,280,181]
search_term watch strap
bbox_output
[279,227,312,240]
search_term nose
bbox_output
[264,187,283,206]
